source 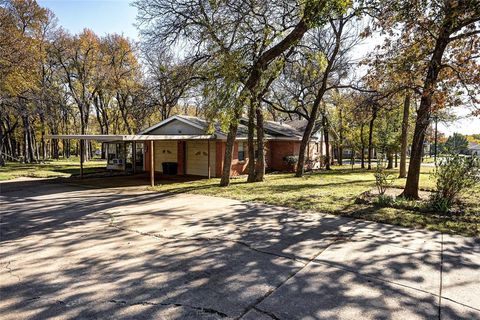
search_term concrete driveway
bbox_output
[1,178,479,320]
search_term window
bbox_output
[238,143,246,161]
[107,143,117,164]
[107,143,124,165]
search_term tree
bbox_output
[445,133,469,154]
[368,0,480,198]
[294,12,358,176]
[134,0,352,186]
[264,10,359,176]
[376,105,402,169]
[143,48,195,122]
[0,0,53,163]
[52,29,103,159]
[399,93,411,177]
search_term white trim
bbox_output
[220,136,303,141]
[138,115,206,134]
[47,134,216,141]
[137,117,176,134]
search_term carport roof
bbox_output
[47,134,216,141]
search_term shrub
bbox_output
[429,155,480,213]
[283,155,299,165]
[375,194,395,206]
[373,159,394,195]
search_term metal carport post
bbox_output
[150,140,155,187]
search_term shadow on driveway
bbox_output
[0,178,479,319]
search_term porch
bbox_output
[47,134,217,187]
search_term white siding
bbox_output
[149,119,205,135]
[186,141,216,176]
[154,141,177,172]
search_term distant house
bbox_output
[100,115,330,178]
[468,142,480,156]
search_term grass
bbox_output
[2,160,477,236]
[0,158,107,181]
[152,165,479,237]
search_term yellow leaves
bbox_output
[301,51,327,79]
[0,0,49,96]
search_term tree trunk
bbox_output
[39,113,47,161]
[220,118,239,187]
[367,105,377,170]
[338,145,343,166]
[338,108,343,165]
[403,26,450,199]
[323,116,331,171]
[247,100,256,182]
[32,130,39,162]
[53,138,59,159]
[387,152,393,169]
[255,105,265,181]
[319,131,324,166]
[360,123,365,169]
[399,93,410,178]
[79,105,87,160]
[22,115,31,163]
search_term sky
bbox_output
[38,0,480,137]
[38,0,138,40]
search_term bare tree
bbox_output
[144,49,196,121]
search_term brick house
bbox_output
[103,115,329,178]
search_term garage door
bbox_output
[154,141,177,172]
[186,141,216,176]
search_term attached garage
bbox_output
[186,141,216,177]
[154,141,177,172]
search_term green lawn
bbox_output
[2,160,478,236]
[152,165,479,237]
[0,158,107,181]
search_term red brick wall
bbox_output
[216,140,299,175]
[215,141,224,178]
[144,143,151,172]
[269,141,297,172]
[230,141,249,176]
[145,139,305,176]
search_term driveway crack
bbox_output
[108,299,229,318]
[1,261,21,281]
[236,236,350,320]
[107,218,310,264]
[252,306,280,320]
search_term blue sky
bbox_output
[38,0,480,136]
[39,0,139,40]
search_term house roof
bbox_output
[468,142,480,150]
[140,115,306,140]
[284,119,323,136]
[263,120,304,138]
[48,116,326,142]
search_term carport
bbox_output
[47,134,216,186]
